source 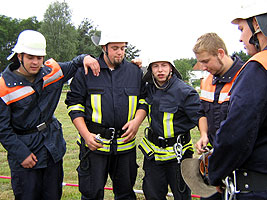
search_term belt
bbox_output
[146,127,190,148]
[86,121,125,139]
[14,117,53,135]
[235,169,267,192]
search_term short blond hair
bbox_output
[193,33,228,56]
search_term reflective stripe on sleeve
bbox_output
[68,104,85,113]
[43,58,64,88]
[139,98,147,105]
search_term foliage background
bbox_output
[0,1,250,82]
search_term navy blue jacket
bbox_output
[65,53,145,153]
[200,55,244,144]
[209,48,267,186]
[0,55,86,171]
[141,74,202,137]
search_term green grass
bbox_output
[0,92,201,200]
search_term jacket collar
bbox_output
[2,63,52,87]
[212,55,243,85]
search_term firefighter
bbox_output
[192,32,244,199]
[135,58,202,200]
[0,29,100,200]
[207,2,267,199]
[65,33,145,200]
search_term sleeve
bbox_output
[137,80,149,113]
[183,85,203,126]
[208,62,267,186]
[58,54,87,83]
[65,67,88,121]
[199,100,207,117]
[0,99,31,164]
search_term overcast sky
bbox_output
[1,0,248,65]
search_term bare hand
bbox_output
[84,133,103,151]
[131,58,142,68]
[83,55,100,76]
[216,185,224,193]
[21,153,38,168]
[195,135,209,154]
[121,119,140,143]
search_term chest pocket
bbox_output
[124,87,140,121]
[159,104,178,114]
[88,87,105,124]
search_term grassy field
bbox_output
[0,92,201,200]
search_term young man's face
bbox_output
[18,53,44,75]
[105,42,126,66]
[151,61,172,86]
[237,19,258,56]
[195,51,225,76]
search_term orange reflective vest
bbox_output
[200,73,239,104]
[200,50,267,104]
[0,58,64,105]
[237,50,267,75]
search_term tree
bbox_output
[76,20,141,60]
[125,44,141,61]
[76,18,101,57]
[0,15,41,72]
[233,50,251,62]
[173,58,196,82]
[39,1,77,62]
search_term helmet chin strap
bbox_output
[151,71,172,90]
[247,18,261,52]
[19,54,31,75]
[102,45,118,68]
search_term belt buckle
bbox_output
[37,122,47,131]
[109,127,115,139]
[233,170,240,194]
[158,136,166,148]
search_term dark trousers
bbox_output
[142,158,191,200]
[77,150,138,200]
[11,156,63,200]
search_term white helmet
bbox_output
[148,58,176,69]
[7,30,46,60]
[143,57,182,83]
[91,33,127,46]
[231,1,267,36]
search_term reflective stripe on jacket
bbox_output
[0,58,63,105]
[139,137,193,162]
[199,55,244,145]
[138,74,201,162]
[66,53,145,154]
[208,49,267,186]
[200,71,239,104]
[0,55,85,171]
